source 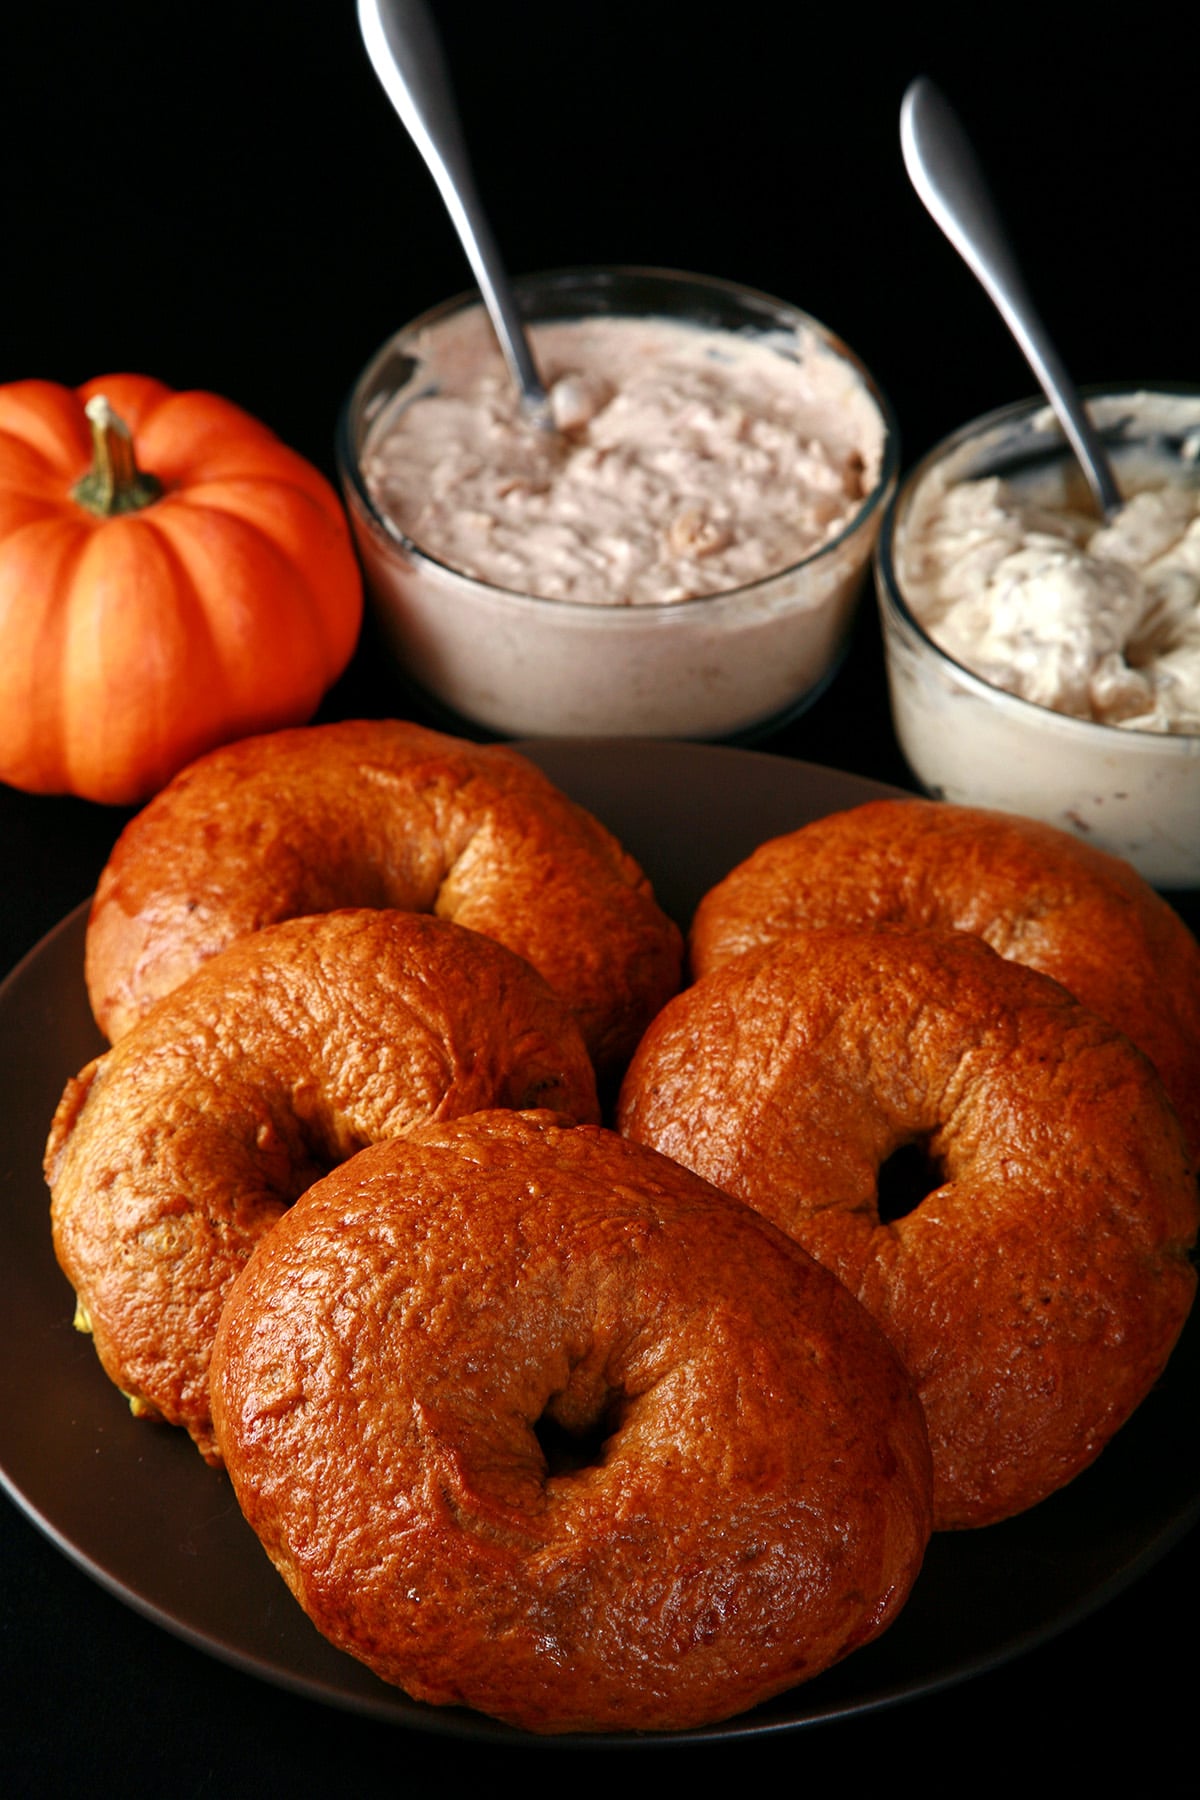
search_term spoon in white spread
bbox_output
[901,76,1122,519]
[358,0,555,430]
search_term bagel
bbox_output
[689,798,1200,1157]
[84,719,682,1076]
[210,1110,933,1734]
[618,927,1198,1530]
[46,910,599,1463]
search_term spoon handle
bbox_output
[358,0,551,421]
[901,76,1122,519]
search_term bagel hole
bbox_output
[876,1138,942,1224]
[534,1393,622,1477]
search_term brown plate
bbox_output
[1,741,1196,1745]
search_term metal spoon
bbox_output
[357,0,553,428]
[901,76,1122,518]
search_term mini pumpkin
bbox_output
[0,373,362,803]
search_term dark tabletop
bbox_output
[2,4,1197,1792]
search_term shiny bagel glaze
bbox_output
[619,927,1198,1529]
[211,1111,933,1734]
[47,911,598,1462]
[689,798,1200,1157]
[85,718,682,1075]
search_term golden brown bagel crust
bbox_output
[85,719,682,1074]
[689,798,1200,1157]
[210,1111,933,1735]
[47,912,599,1463]
[619,927,1198,1530]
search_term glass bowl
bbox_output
[875,388,1200,888]
[336,267,897,741]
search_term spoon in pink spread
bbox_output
[358,0,555,431]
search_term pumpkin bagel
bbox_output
[47,910,599,1463]
[688,798,1200,1159]
[211,1111,933,1734]
[84,718,682,1075]
[619,926,1198,1530]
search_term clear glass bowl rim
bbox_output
[336,264,901,617]
[874,382,1200,746]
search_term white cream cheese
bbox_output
[362,312,884,606]
[900,460,1200,734]
[881,393,1200,886]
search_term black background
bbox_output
[2,3,1197,1792]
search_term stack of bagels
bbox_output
[44,719,1198,1734]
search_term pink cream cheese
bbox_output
[361,311,884,606]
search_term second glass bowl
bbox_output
[875,388,1200,888]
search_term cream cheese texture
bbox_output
[363,312,884,606]
[901,465,1200,734]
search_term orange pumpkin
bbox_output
[0,373,362,804]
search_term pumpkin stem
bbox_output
[72,395,164,517]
